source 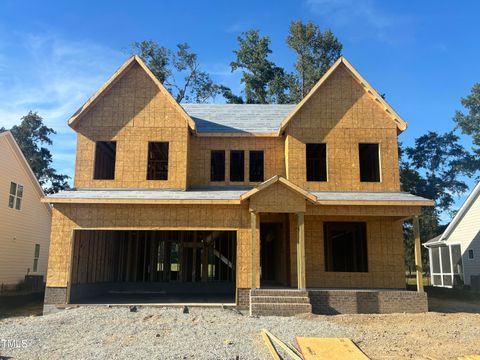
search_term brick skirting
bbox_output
[308,289,428,314]
[237,288,250,309]
[44,287,67,305]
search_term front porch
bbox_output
[241,176,429,315]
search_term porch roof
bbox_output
[43,185,433,206]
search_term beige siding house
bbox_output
[425,181,480,288]
[0,131,52,288]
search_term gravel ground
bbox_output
[1,306,479,359]
[0,306,346,359]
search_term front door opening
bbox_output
[69,230,236,304]
[260,222,288,287]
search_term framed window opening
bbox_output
[93,141,117,180]
[359,143,381,182]
[230,150,245,182]
[306,143,327,182]
[211,150,226,182]
[147,142,169,180]
[249,151,264,182]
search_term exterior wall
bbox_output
[46,203,258,291]
[188,136,285,187]
[74,61,189,189]
[289,212,406,289]
[284,63,400,192]
[308,290,428,314]
[445,191,480,285]
[0,136,51,286]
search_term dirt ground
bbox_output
[307,311,480,360]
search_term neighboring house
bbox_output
[42,55,433,316]
[0,131,52,289]
[424,181,480,288]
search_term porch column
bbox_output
[297,212,306,289]
[413,215,424,292]
[250,210,258,289]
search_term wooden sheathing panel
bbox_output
[249,182,306,213]
[285,62,400,192]
[74,61,189,189]
[187,136,285,186]
[46,204,254,289]
[289,214,405,289]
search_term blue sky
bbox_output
[0,0,478,217]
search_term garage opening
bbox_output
[69,230,236,304]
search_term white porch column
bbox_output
[413,215,424,292]
[297,212,306,289]
[250,210,258,289]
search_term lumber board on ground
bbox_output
[261,331,281,360]
[296,337,369,360]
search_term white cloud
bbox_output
[305,0,416,43]
[0,31,124,182]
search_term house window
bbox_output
[324,222,368,272]
[249,151,264,182]
[306,143,327,181]
[147,142,169,180]
[468,249,474,260]
[230,150,245,182]
[8,182,23,210]
[33,244,40,272]
[359,143,380,182]
[93,141,116,180]
[211,150,225,182]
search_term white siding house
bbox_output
[424,181,480,287]
[0,131,52,288]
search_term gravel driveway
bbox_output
[0,306,346,359]
[1,305,479,359]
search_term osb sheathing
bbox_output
[284,62,401,192]
[46,204,259,289]
[73,61,189,189]
[289,214,406,289]
[249,182,306,213]
[188,136,285,186]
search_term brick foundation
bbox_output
[308,289,428,314]
[44,287,67,305]
[236,288,250,309]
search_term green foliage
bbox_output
[399,131,477,272]
[287,20,342,102]
[130,41,222,103]
[454,83,480,156]
[230,30,290,104]
[0,112,70,194]
[403,131,478,213]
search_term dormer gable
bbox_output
[68,55,196,132]
[278,56,407,135]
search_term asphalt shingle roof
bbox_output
[182,104,296,133]
[47,188,431,203]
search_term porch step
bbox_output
[251,302,312,316]
[250,289,309,297]
[250,296,311,304]
[250,289,312,316]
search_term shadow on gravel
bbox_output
[423,286,480,313]
[0,292,44,319]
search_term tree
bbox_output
[130,41,222,103]
[230,30,290,104]
[454,83,480,156]
[0,112,70,194]
[399,132,477,274]
[287,20,342,102]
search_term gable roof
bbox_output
[240,175,318,203]
[0,131,51,213]
[278,56,408,135]
[67,55,196,132]
[425,181,480,247]
[182,104,296,134]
